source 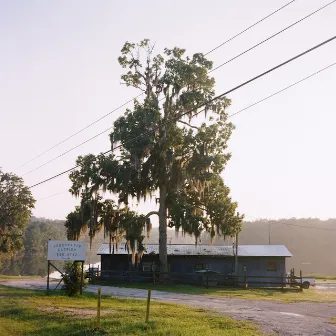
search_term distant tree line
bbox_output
[0,217,66,276]
[2,216,334,276]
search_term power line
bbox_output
[209,0,336,74]
[34,62,336,202]
[228,62,336,119]
[30,62,336,186]
[245,216,336,231]
[204,0,297,55]
[22,2,335,177]
[28,36,336,189]
[37,192,65,201]
[275,222,336,231]
[18,0,297,170]
[18,93,143,169]
[22,127,114,176]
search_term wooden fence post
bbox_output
[300,270,303,292]
[244,267,247,289]
[47,260,50,294]
[281,273,284,291]
[97,287,101,328]
[152,264,156,285]
[145,289,151,323]
[80,261,84,296]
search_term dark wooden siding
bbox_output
[99,254,287,287]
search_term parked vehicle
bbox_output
[300,277,316,289]
[286,273,315,289]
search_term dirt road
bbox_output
[2,278,336,336]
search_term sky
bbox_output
[0,0,335,221]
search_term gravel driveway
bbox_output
[2,279,336,336]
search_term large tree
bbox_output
[0,169,35,262]
[68,40,243,273]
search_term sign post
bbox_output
[47,240,86,295]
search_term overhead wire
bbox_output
[22,1,336,177]
[204,0,297,55]
[18,0,298,170]
[245,216,336,231]
[33,61,336,201]
[209,0,336,74]
[28,35,336,189]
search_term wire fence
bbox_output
[86,268,306,291]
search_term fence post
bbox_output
[244,267,247,289]
[300,270,303,291]
[80,261,84,296]
[145,289,151,323]
[47,260,50,294]
[281,273,284,291]
[292,268,295,283]
[97,287,101,329]
[152,264,156,285]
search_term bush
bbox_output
[63,261,84,297]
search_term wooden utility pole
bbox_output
[268,221,276,244]
[235,233,238,286]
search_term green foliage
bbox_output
[0,217,66,276]
[67,39,244,270]
[0,286,265,335]
[0,169,35,262]
[62,261,84,297]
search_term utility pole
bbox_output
[268,221,275,244]
[235,233,238,285]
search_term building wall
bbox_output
[237,257,287,287]
[102,253,286,270]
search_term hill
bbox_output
[1,217,334,276]
[87,218,336,276]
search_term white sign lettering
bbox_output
[47,240,86,261]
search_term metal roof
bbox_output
[97,244,292,257]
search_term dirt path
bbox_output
[2,279,336,336]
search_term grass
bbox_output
[94,282,336,303]
[0,285,265,336]
[308,275,336,280]
[316,279,336,284]
[0,275,42,280]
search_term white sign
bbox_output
[47,240,86,261]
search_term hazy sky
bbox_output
[1,0,335,221]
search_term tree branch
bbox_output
[178,120,199,130]
[145,211,159,218]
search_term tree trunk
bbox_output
[158,183,168,274]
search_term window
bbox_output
[142,262,152,272]
[267,262,277,272]
[195,263,209,270]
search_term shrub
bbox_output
[63,261,84,297]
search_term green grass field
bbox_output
[0,275,42,280]
[0,285,264,336]
[95,282,336,303]
[307,275,336,281]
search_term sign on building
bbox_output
[47,240,86,261]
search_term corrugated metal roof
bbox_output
[97,244,292,257]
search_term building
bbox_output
[97,244,292,287]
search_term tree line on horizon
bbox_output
[1,216,334,277]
